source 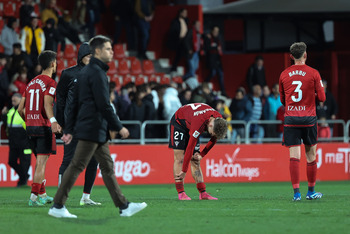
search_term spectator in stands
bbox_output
[0,53,10,110]
[85,0,105,38]
[7,43,33,79]
[182,20,202,81]
[249,84,264,143]
[317,116,331,139]
[28,63,42,81]
[12,66,28,95]
[179,88,192,105]
[20,13,45,65]
[190,82,214,106]
[229,87,252,144]
[168,8,190,74]
[118,82,137,120]
[43,18,66,57]
[125,85,148,138]
[266,83,282,137]
[0,17,20,56]
[20,0,35,28]
[163,82,182,121]
[204,26,227,97]
[41,0,81,45]
[110,0,136,50]
[246,55,266,93]
[135,0,155,59]
[276,105,285,138]
[316,80,338,136]
[1,93,31,187]
[72,0,87,29]
[141,84,157,138]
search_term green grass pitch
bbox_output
[0,181,349,234]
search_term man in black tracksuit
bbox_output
[56,42,100,205]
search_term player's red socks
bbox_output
[290,158,300,193]
[39,180,46,195]
[196,182,206,193]
[307,160,317,192]
[175,182,184,194]
[31,183,41,196]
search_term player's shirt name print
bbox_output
[289,70,306,77]
[288,106,306,111]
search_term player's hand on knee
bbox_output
[175,171,186,180]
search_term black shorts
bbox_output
[168,115,200,154]
[282,124,317,147]
[29,133,56,156]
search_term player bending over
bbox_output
[169,103,228,200]
[279,42,326,201]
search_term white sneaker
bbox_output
[48,206,77,218]
[80,198,102,206]
[120,202,147,217]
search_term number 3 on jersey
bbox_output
[291,81,302,102]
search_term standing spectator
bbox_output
[110,0,136,50]
[0,53,10,110]
[168,8,189,74]
[0,17,20,56]
[249,84,264,143]
[20,13,45,65]
[182,20,202,81]
[49,35,147,218]
[18,50,61,206]
[316,80,338,136]
[163,83,182,121]
[8,43,33,79]
[142,84,157,138]
[20,0,35,28]
[261,85,270,120]
[55,42,101,206]
[135,0,155,59]
[204,26,227,97]
[41,0,81,45]
[43,18,65,57]
[246,55,266,93]
[266,83,282,137]
[229,87,252,144]
[1,93,32,187]
[85,0,105,38]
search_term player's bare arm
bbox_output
[44,95,61,133]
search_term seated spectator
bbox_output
[266,83,282,137]
[117,82,137,120]
[179,88,192,105]
[163,82,182,121]
[0,17,20,56]
[43,18,66,57]
[28,63,42,82]
[248,84,264,143]
[190,82,214,106]
[20,13,45,65]
[12,67,28,95]
[229,87,252,144]
[41,0,81,45]
[20,0,35,28]
[8,43,33,79]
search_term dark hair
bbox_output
[89,35,112,55]
[255,55,263,62]
[177,8,186,17]
[38,50,57,70]
[13,43,22,49]
[290,42,307,59]
[7,17,17,28]
[19,66,28,74]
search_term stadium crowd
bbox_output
[0,0,338,144]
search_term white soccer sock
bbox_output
[39,193,47,198]
[82,193,90,200]
[30,193,37,201]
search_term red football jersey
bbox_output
[174,103,222,172]
[23,74,57,131]
[279,64,326,126]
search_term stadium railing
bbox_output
[0,120,349,145]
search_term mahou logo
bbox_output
[98,154,151,182]
[205,148,260,180]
